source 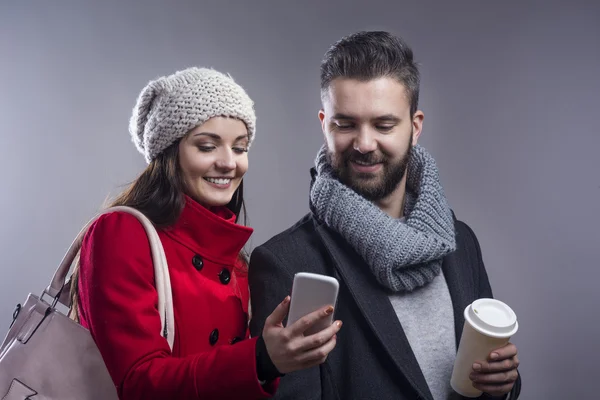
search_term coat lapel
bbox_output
[442,219,475,349]
[315,222,434,400]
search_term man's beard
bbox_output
[326,135,413,202]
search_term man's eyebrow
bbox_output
[373,114,401,123]
[331,113,356,120]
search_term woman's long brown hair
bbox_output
[69,142,247,321]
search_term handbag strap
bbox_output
[42,206,175,350]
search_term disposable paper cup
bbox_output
[450,298,518,397]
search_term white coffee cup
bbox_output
[450,298,519,398]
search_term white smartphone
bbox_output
[286,272,339,336]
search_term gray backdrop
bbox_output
[1,1,598,398]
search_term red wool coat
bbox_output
[77,196,278,399]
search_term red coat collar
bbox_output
[162,196,253,265]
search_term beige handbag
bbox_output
[0,206,174,399]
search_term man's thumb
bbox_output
[266,296,290,327]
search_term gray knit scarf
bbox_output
[310,144,457,292]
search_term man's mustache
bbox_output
[344,151,386,165]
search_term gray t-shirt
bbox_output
[389,217,456,399]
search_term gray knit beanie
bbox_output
[129,67,256,163]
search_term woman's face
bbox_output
[178,117,249,208]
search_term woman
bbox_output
[70,67,342,399]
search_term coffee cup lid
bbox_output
[464,298,518,338]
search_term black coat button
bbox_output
[192,255,204,271]
[218,268,231,285]
[230,336,242,345]
[209,329,219,346]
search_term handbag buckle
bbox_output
[9,303,21,329]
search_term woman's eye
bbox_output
[198,146,215,152]
[233,147,248,154]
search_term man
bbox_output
[249,31,521,400]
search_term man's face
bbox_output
[319,77,423,201]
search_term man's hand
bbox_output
[262,296,342,374]
[469,342,519,397]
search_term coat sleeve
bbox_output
[248,244,323,400]
[77,212,276,400]
[461,222,522,400]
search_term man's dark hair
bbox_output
[320,31,420,117]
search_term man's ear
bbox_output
[412,110,424,145]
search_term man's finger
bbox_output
[288,305,335,336]
[297,320,342,351]
[296,335,337,365]
[513,355,520,369]
[470,369,519,385]
[472,357,518,373]
[488,342,518,361]
[265,296,291,327]
[473,382,514,397]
